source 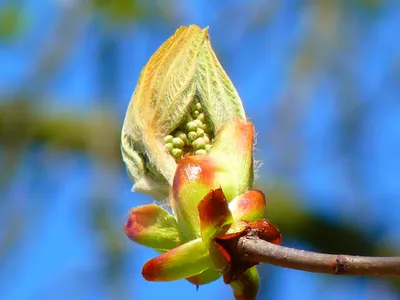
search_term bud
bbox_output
[122,25,281,300]
[121,25,246,200]
[141,238,212,281]
[229,190,267,222]
[230,267,259,300]
[124,204,182,251]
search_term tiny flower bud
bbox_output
[196,127,205,136]
[175,131,188,144]
[164,135,173,143]
[197,113,205,123]
[187,121,198,132]
[172,137,185,149]
[195,149,208,155]
[188,131,198,142]
[171,148,183,159]
[194,119,204,128]
[193,137,206,150]
[192,110,200,118]
[165,143,173,152]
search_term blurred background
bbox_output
[1,0,399,299]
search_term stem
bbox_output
[237,237,400,276]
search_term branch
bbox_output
[237,237,400,276]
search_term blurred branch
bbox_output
[0,0,24,41]
[0,1,89,187]
[0,101,121,164]
[238,237,400,276]
[0,100,121,189]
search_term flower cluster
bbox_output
[122,25,281,300]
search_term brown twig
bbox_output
[237,237,400,276]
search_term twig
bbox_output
[237,237,400,276]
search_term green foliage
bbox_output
[0,2,24,41]
[93,0,142,23]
